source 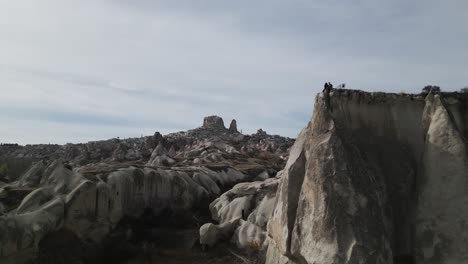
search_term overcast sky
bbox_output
[1,0,467,144]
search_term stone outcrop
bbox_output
[0,116,293,170]
[0,116,294,262]
[256,129,267,136]
[0,161,259,259]
[200,176,279,251]
[266,90,468,264]
[229,119,238,133]
[203,116,226,130]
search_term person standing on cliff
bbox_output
[323,82,332,93]
[323,82,332,109]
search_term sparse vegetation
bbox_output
[422,85,441,93]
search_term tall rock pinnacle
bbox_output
[229,119,238,133]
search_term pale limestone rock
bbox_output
[200,218,240,247]
[266,91,468,264]
[415,94,468,263]
[201,177,279,250]
[232,220,267,250]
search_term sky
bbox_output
[1,0,467,144]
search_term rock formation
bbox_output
[2,89,467,264]
[266,90,468,264]
[203,116,226,130]
[200,176,279,250]
[0,162,249,251]
[0,117,292,171]
[196,90,467,264]
[0,116,294,262]
[229,119,238,133]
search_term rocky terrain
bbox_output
[0,116,293,264]
[199,90,468,264]
[1,89,467,264]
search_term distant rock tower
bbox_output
[229,119,238,133]
[256,128,267,136]
[203,116,225,130]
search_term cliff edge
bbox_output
[266,90,468,264]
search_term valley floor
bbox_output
[122,228,252,264]
[123,247,246,264]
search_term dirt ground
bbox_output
[24,221,257,264]
[123,228,253,264]
[123,247,247,264]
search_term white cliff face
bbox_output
[416,94,468,264]
[268,126,309,257]
[266,91,468,264]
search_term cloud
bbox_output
[0,0,467,144]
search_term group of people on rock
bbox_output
[323,82,333,92]
[323,82,346,93]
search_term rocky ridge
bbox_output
[0,116,294,263]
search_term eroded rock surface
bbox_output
[266,90,468,264]
[200,177,279,251]
[3,90,466,264]
[0,116,293,171]
[0,116,294,262]
[229,119,238,133]
[203,116,226,130]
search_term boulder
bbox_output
[232,220,267,250]
[200,218,240,247]
[200,177,279,251]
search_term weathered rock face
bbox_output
[0,116,294,261]
[0,161,260,259]
[229,119,238,133]
[200,176,279,251]
[266,90,468,264]
[203,116,226,130]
